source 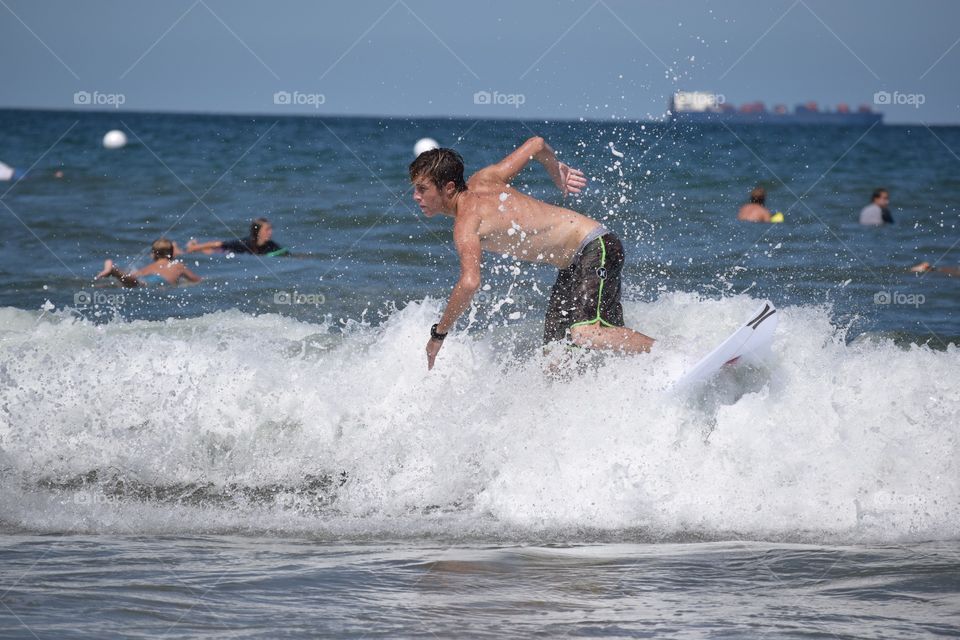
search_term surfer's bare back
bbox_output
[410,136,655,370]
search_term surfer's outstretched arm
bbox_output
[185,239,223,254]
[490,137,586,196]
[426,211,482,370]
[912,261,960,276]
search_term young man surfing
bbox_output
[410,136,655,370]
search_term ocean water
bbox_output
[1,109,958,637]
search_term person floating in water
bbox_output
[185,217,289,256]
[910,262,960,276]
[96,238,202,287]
[737,186,782,223]
[409,138,655,370]
[859,188,894,226]
[0,160,27,182]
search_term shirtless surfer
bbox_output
[96,238,201,287]
[410,137,655,370]
[737,186,773,223]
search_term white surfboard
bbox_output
[672,301,778,392]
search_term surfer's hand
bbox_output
[556,162,586,196]
[426,337,443,370]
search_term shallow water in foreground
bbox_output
[2,536,958,638]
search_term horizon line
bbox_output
[0,105,956,127]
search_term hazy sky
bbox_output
[1,0,958,124]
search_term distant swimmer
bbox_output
[859,188,894,226]
[0,161,26,182]
[96,238,202,287]
[185,217,289,256]
[737,186,780,223]
[409,138,656,370]
[0,161,64,181]
[910,262,960,276]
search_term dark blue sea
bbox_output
[1,108,958,638]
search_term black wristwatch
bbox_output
[430,323,448,341]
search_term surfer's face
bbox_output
[258,223,272,243]
[412,178,444,217]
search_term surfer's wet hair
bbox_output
[409,148,467,192]
[151,238,175,261]
[872,187,888,201]
[749,186,766,205]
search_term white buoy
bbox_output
[102,130,128,149]
[413,137,439,156]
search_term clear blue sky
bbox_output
[1,0,958,124]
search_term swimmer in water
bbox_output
[0,161,27,182]
[737,186,773,223]
[910,262,960,276]
[185,218,289,256]
[410,138,655,370]
[96,238,202,287]
[859,188,894,226]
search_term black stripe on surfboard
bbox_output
[746,305,776,329]
[747,307,776,329]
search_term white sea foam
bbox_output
[0,295,957,542]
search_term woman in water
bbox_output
[96,238,202,287]
[185,218,289,256]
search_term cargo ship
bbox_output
[669,91,883,125]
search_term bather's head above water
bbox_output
[151,238,175,261]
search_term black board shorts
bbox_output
[543,232,625,344]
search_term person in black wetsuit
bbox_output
[185,218,289,256]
